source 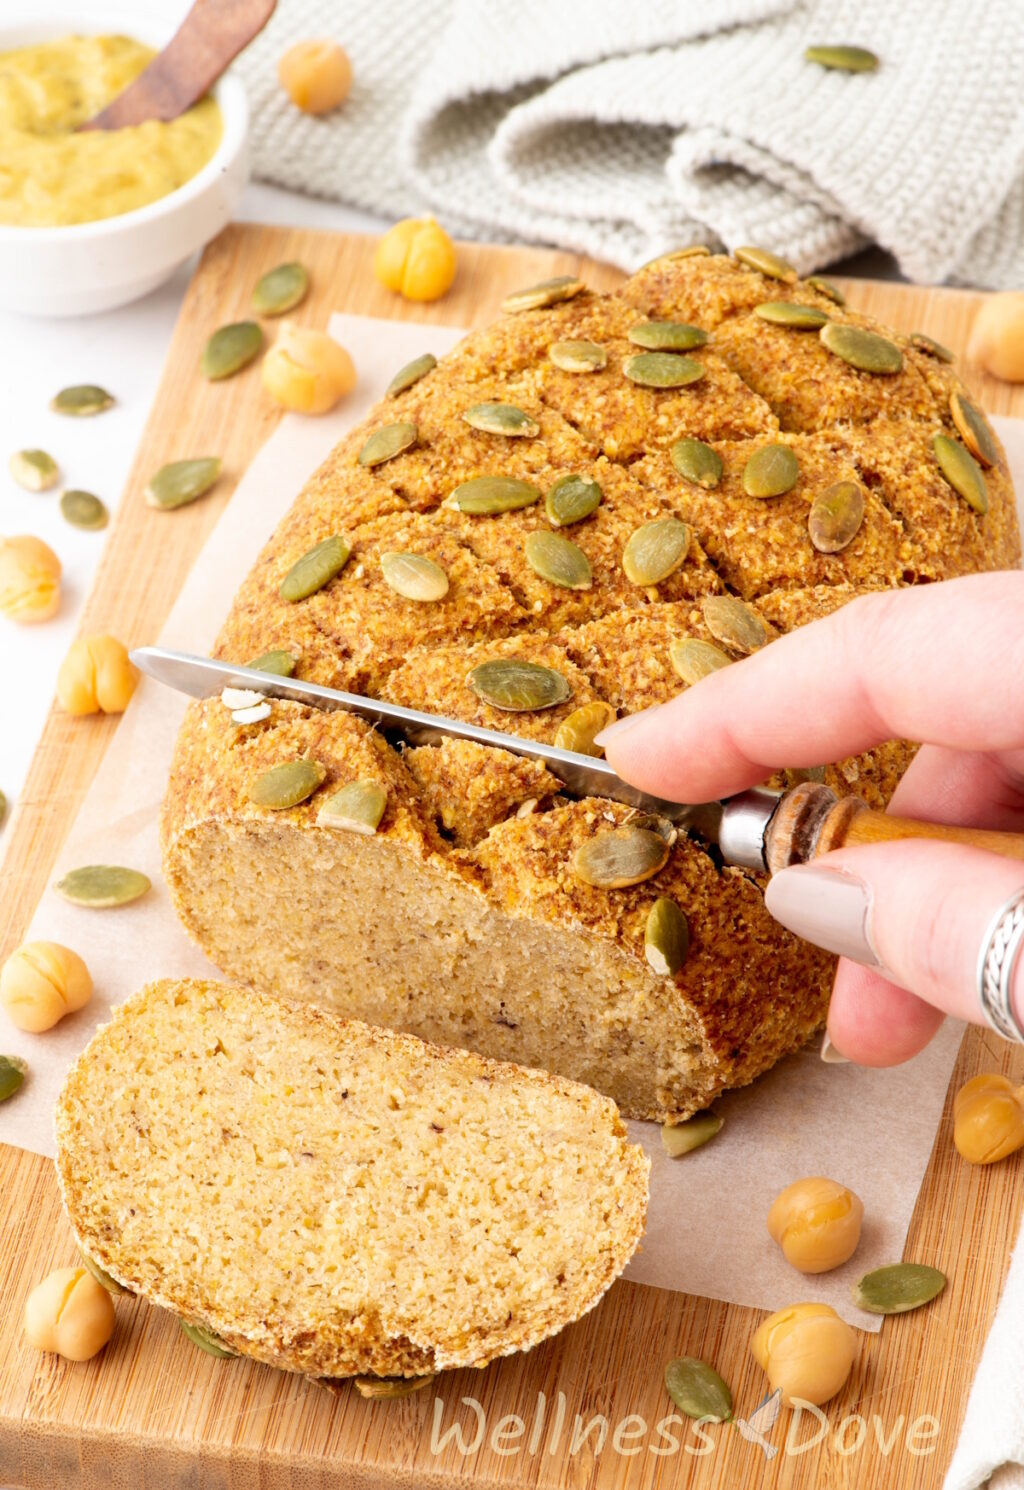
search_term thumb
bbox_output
[764,843,1024,1063]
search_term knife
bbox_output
[131,646,1024,875]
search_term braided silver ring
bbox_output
[977,888,1024,1043]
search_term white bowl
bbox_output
[0,8,250,317]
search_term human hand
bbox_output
[597,572,1024,1066]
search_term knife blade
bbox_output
[131,644,779,869]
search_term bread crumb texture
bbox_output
[56,979,649,1376]
[163,254,1020,1122]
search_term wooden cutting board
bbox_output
[1,224,1023,1490]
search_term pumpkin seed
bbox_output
[554,701,616,756]
[783,764,827,786]
[701,595,767,654]
[145,457,222,511]
[201,321,263,381]
[381,550,449,601]
[353,1375,435,1399]
[663,1356,732,1421]
[742,443,800,497]
[623,352,705,389]
[671,437,723,489]
[645,897,690,976]
[661,1113,724,1159]
[317,779,387,835]
[805,44,880,72]
[629,812,677,846]
[250,759,326,810]
[9,449,58,491]
[358,422,418,467]
[852,1263,946,1315]
[524,531,592,590]
[622,518,691,586]
[808,480,866,553]
[0,1055,26,1104]
[573,825,670,889]
[754,300,829,330]
[462,403,539,437]
[222,685,265,711]
[820,321,902,374]
[251,261,309,316]
[279,535,351,601]
[386,353,437,397]
[180,1320,238,1358]
[51,384,114,416]
[54,865,151,908]
[232,703,271,726]
[60,490,108,531]
[641,246,711,268]
[806,275,846,305]
[910,331,954,362]
[934,434,988,514]
[670,638,732,684]
[247,648,297,677]
[950,390,999,467]
[733,246,797,283]
[449,476,541,515]
[545,474,602,526]
[468,659,571,712]
[549,339,607,373]
[628,320,708,351]
[80,1251,130,1296]
[501,276,584,314]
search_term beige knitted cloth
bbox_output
[237,0,1024,285]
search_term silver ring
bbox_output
[977,888,1024,1043]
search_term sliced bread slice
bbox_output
[55,979,649,1378]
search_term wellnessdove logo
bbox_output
[733,1388,783,1460]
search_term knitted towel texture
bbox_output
[237,0,1024,285]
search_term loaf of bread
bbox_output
[55,979,649,1377]
[162,251,1020,1123]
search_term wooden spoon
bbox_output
[80,0,276,131]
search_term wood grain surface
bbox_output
[1,224,1023,1490]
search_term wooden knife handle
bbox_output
[764,781,1024,876]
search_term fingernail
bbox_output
[820,1031,850,1064]
[594,706,658,748]
[764,865,882,968]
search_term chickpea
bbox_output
[0,535,61,623]
[0,942,92,1033]
[24,1267,115,1361]
[57,635,138,717]
[954,1072,1024,1164]
[767,1176,864,1273]
[751,1302,857,1407]
[278,39,352,115]
[261,321,356,415]
[967,292,1024,382]
[373,217,457,303]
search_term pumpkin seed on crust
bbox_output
[670,638,731,684]
[317,779,387,834]
[933,434,988,514]
[501,276,584,314]
[806,275,845,305]
[279,536,351,601]
[701,595,767,655]
[462,403,539,437]
[549,340,607,373]
[910,331,954,362]
[573,825,670,889]
[386,353,436,397]
[622,518,691,586]
[671,437,722,489]
[733,246,797,283]
[808,480,866,553]
[820,322,902,374]
[545,474,602,526]
[381,551,449,602]
[250,760,326,810]
[949,390,999,467]
[554,701,616,756]
[645,897,690,976]
[449,476,542,515]
[524,530,592,590]
[627,321,708,351]
[623,352,705,389]
[742,443,799,497]
[754,301,829,330]
[358,422,418,467]
[468,659,571,712]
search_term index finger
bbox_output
[600,571,1024,803]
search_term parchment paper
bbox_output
[4,314,1022,1331]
